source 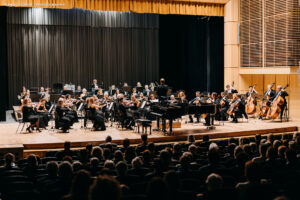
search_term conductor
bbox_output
[156,78,168,102]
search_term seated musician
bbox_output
[75,85,82,96]
[169,95,177,104]
[225,84,238,94]
[55,98,73,133]
[118,98,134,130]
[109,85,116,96]
[230,94,248,123]
[80,88,88,101]
[129,95,141,119]
[22,89,31,103]
[219,92,230,121]
[91,79,99,94]
[42,89,51,110]
[96,88,104,99]
[36,99,50,127]
[62,96,79,123]
[205,92,219,124]
[38,87,45,95]
[150,82,156,91]
[138,93,145,101]
[275,85,289,121]
[143,85,151,97]
[189,91,204,123]
[87,98,106,131]
[18,86,27,103]
[132,87,138,97]
[21,98,41,133]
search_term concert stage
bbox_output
[0,119,299,154]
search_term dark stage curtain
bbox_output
[159,15,224,99]
[0,7,8,121]
[7,8,159,106]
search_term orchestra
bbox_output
[18,78,290,134]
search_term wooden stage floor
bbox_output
[0,118,299,150]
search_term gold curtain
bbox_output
[1,0,224,16]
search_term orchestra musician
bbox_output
[21,98,42,133]
[38,87,45,96]
[118,97,134,130]
[264,84,276,100]
[109,85,116,96]
[36,99,50,127]
[55,98,73,133]
[96,88,104,99]
[225,84,238,94]
[245,85,257,98]
[18,86,27,104]
[143,85,151,97]
[75,85,82,96]
[169,95,177,104]
[275,85,289,121]
[188,91,204,123]
[42,89,51,109]
[219,92,230,121]
[91,79,99,94]
[80,88,88,101]
[150,82,156,91]
[230,94,248,123]
[132,87,138,97]
[87,97,106,131]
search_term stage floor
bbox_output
[0,118,299,150]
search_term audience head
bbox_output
[105,135,112,143]
[89,175,121,200]
[67,170,91,200]
[206,173,224,191]
[46,161,59,177]
[141,134,148,144]
[4,153,15,167]
[132,157,143,169]
[92,146,104,161]
[104,160,115,170]
[59,161,73,180]
[116,161,128,176]
[64,141,71,151]
[27,154,38,167]
[245,160,262,183]
[203,134,210,142]
[123,138,130,149]
[147,177,168,200]
[188,135,195,143]
[208,148,220,164]
[72,161,83,172]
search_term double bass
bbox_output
[259,83,275,118]
[245,84,257,115]
[267,84,289,119]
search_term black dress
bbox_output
[90,107,106,130]
[37,106,49,127]
[22,106,40,124]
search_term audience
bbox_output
[0,133,300,200]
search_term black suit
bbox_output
[156,84,168,100]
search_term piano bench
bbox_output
[135,119,152,135]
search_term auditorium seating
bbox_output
[0,132,299,200]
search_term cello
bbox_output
[259,83,275,118]
[267,84,289,119]
[227,94,241,116]
[245,84,257,115]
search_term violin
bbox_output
[245,84,257,115]
[267,84,289,119]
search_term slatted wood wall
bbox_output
[240,0,300,68]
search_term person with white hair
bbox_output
[209,142,219,151]
[128,157,148,178]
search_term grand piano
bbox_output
[150,102,216,135]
